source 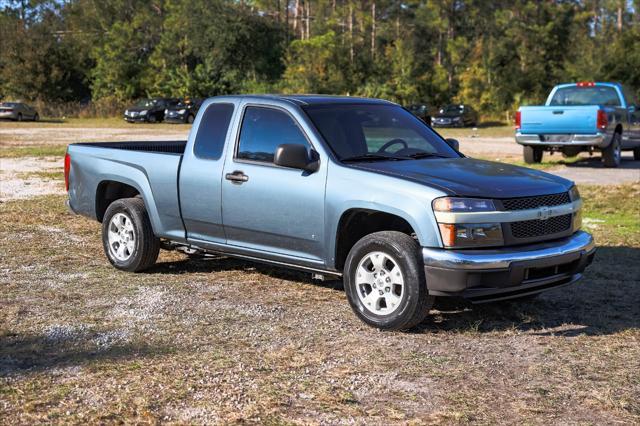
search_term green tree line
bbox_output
[1,0,638,115]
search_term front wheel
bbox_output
[523,146,543,164]
[343,231,433,330]
[186,114,195,124]
[634,147,640,161]
[602,132,621,168]
[33,113,39,122]
[102,198,160,272]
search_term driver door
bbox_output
[221,105,327,262]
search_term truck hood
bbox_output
[351,157,572,198]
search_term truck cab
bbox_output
[516,82,640,167]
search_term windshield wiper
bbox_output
[341,154,407,162]
[404,152,450,159]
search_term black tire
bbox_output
[33,113,39,122]
[102,198,160,272]
[523,145,543,164]
[343,231,434,330]
[147,114,157,123]
[602,132,622,168]
[16,113,22,122]
[634,147,640,161]
[187,114,195,124]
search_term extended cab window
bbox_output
[549,86,621,107]
[193,103,234,159]
[237,106,309,163]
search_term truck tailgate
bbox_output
[519,105,599,134]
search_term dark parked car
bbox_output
[433,104,479,127]
[164,98,203,124]
[123,98,179,123]
[406,104,434,126]
[0,102,39,121]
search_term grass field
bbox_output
[1,183,638,424]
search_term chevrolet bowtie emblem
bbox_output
[538,206,552,220]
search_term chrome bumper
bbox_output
[422,231,594,270]
[515,132,609,148]
[422,231,596,301]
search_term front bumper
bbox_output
[515,132,610,148]
[422,231,595,303]
[123,115,148,123]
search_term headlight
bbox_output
[124,109,128,114]
[569,185,580,201]
[178,109,186,114]
[164,109,169,114]
[433,197,503,248]
[433,197,496,212]
[140,110,148,115]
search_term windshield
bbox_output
[549,86,621,106]
[440,105,464,114]
[135,99,157,108]
[303,104,460,160]
[0,102,18,107]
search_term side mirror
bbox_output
[445,138,460,151]
[274,144,320,172]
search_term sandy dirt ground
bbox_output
[0,157,63,201]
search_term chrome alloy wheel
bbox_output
[355,251,405,315]
[107,212,136,261]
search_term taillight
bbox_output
[515,111,521,130]
[597,110,608,130]
[64,152,71,191]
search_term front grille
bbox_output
[511,214,572,239]
[502,192,570,211]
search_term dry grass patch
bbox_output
[1,188,639,424]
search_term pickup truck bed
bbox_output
[75,140,187,153]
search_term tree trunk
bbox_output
[349,3,354,62]
[293,0,299,35]
[371,2,376,59]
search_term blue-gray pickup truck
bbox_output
[516,82,640,167]
[66,95,595,330]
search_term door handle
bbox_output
[225,170,249,184]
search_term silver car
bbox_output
[0,102,39,121]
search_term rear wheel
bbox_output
[102,198,160,272]
[16,113,22,122]
[33,113,39,122]
[523,146,543,164]
[344,231,433,330]
[187,114,195,124]
[602,132,622,168]
[633,147,640,161]
[147,114,157,123]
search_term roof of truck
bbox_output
[216,94,397,106]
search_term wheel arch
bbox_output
[333,208,422,272]
[95,180,141,222]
